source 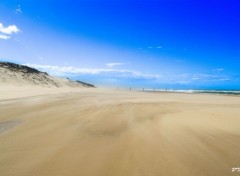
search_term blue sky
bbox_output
[0,0,240,89]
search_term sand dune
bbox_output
[0,88,240,176]
[0,62,95,88]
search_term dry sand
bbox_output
[0,86,240,176]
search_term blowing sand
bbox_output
[0,87,240,176]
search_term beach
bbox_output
[0,87,240,176]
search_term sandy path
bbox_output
[0,89,240,176]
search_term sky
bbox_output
[0,0,240,90]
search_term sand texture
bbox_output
[0,88,240,176]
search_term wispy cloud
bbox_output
[24,63,232,84]
[190,73,229,82]
[140,46,163,50]
[15,5,22,14]
[212,68,224,72]
[0,34,10,40]
[105,62,124,68]
[24,63,160,79]
[0,22,20,40]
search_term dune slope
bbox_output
[0,62,95,88]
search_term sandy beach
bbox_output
[0,87,240,176]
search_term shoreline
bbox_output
[127,88,240,96]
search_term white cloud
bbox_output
[24,63,231,84]
[212,68,224,72]
[143,46,162,49]
[15,5,22,14]
[24,63,160,79]
[0,34,10,40]
[190,73,230,82]
[106,62,124,68]
[0,23,20,34]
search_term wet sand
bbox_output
[0,88,240,176]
